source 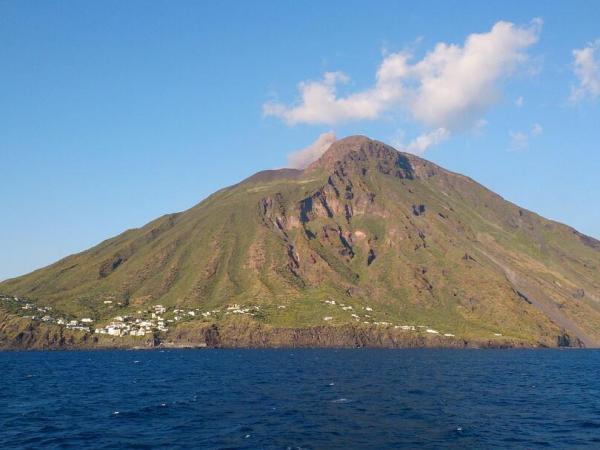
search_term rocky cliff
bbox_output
[2,136,599,349]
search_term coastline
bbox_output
[0,309,582,350]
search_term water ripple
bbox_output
[2,349,600,449]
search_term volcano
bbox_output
[2,136,600,349]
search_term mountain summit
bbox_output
[2,136,600,349]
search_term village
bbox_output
[320,299,458,337]
[0,293,504,340]
[0,294,95,332]
[0,294,266,338]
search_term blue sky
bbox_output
[1,1,599,281]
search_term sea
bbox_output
[2,349,600,449]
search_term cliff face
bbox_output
[2,136,600,349]
[0,309,150,350]
[0,311,578,350]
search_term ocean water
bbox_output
[2,349,600,449]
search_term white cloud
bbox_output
[515,96,524,107]
[264,19,542,154]
[472,118,489,135]
[509,123,542,151]
[509,131,529,151]
[263,60,406,125]
[390,129,407,150]
[571,40,600,101]
[287,131,336,169]
[407,128,451,155]
[407,19,541,130]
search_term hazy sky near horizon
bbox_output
[1,1,600,281]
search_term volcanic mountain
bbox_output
[2,136,600,349]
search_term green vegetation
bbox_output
[2,136,600,348]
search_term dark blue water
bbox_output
[2,349,600,449]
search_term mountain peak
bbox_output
[329,134,373,150]
[2,134,600,350]
[307,135,397,171]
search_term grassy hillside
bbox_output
[2,136,600,347]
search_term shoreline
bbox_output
[0,316,583,351]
